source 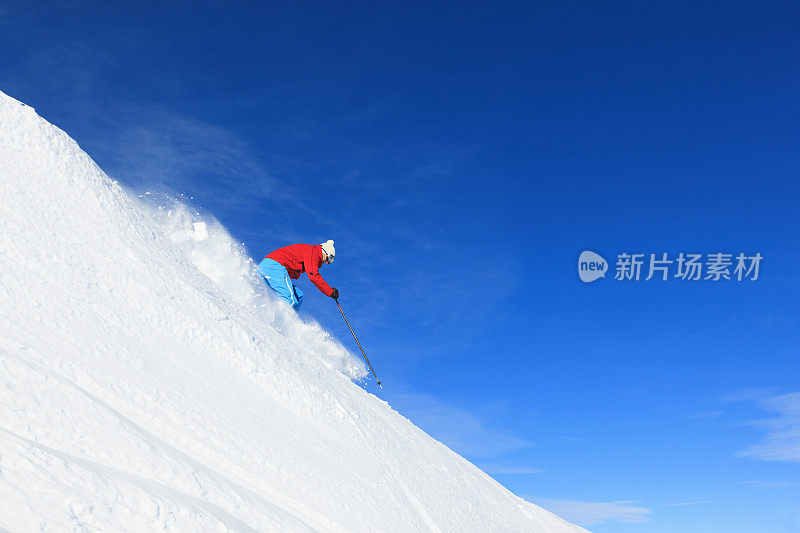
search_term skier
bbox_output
[258,240,338,310]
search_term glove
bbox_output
[330,288,339,300]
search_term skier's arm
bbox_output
[305,246,334,297]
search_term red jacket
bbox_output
[265,243,334,297]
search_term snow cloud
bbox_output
[733,480,796,488]
[530,498,651,527]
[96,105,282,209]
[738,391,800,462]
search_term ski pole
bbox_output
[335,298,382,388]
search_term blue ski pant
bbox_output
[258,258,304,310]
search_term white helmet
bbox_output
[320,239,335,263]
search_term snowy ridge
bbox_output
[0,91,585,532]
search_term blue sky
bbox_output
[2,1,799,530]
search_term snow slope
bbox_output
[0,90,585,532]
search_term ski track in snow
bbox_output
[0,91,586,532]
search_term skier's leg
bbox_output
[292,285,304,310]
[258,258,297,307]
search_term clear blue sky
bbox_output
[2,1,799,530]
